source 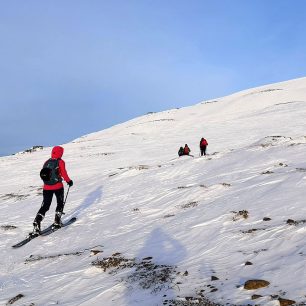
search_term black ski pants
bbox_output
[200,146,207,156]
[37,188,64,217]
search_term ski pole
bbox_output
[64,186,70,205]
[62,186,70,214]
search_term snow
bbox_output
[1,77,306,305]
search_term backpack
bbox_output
[201,139,208,147]
[40,158,62,185]
[178,147,184,156]
[183,146,190,154]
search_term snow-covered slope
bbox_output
[1,77,306,306]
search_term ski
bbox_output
[41,217,77,236]
[12,217,77,248]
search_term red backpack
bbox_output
[201,139,208,146]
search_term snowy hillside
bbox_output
[1,77,306,306]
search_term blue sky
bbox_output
[1,0,306,156]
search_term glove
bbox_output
[67,180,73,187]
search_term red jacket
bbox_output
[183,146,190,155]
[200,139,208,147]
[43,146,71,190]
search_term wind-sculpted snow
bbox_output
[1,77,306,305]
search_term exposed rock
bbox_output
[287,218,306,225]
[166,296,222,306]
[244,279,270,290]
[232,210,249,221]
[261,170,274,174]
[263,217,271,221]
[22,145,43,154]
[1,225,17,231]
[241,228,262,234]
[287,219,296,225]
[6,294,24,305]
[251,294,262,300]
[211,276,219,281]
[245,261,253,265]
[181,201,198,209]
[90,249,102,256]
[278,298,296,306]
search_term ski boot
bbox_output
[52,211,63,229]
[31,214,43,237]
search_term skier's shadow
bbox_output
[69,186,103,218]
[125,227,187,305]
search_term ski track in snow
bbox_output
[1,77,306,305]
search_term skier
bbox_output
[33,146,73,234]
[178,147,184,157]
[200,137,208,156]
[183,144,191,155]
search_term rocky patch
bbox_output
[278,297,296,306]
[0,225,17,231]
[286,219,306,226]
[241,228,265,234]
[180,201,198,209]
[177,186,193,189]
[164,214,175,218]
[244,279,270,290]
[164,296,222,306]
[232,210,249,221]
[6,294,24,305]
[93,254,178,293]
[0,193,29,201]
[263,217,271,221]
[92,252,135,273]
[258,136,292,148]
[16,146,43,154]
[108,172,118,177]
[251,294,262,300]
[127,258,176,293]
[261,170,274,174]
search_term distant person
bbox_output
[183,144,191,155]
[200,137,208,156]
[178,147,184,157]
[33,146,73,234]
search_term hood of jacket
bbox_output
[51,146,64,159]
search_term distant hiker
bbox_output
[178,147,184,157]
[33,146,73,234]
[183,144,191,155]
[200,137,208,156]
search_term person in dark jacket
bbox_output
[183,144,191,155]
[200,137,208,156]
[33,146,73,233]
[178,147,184,157]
